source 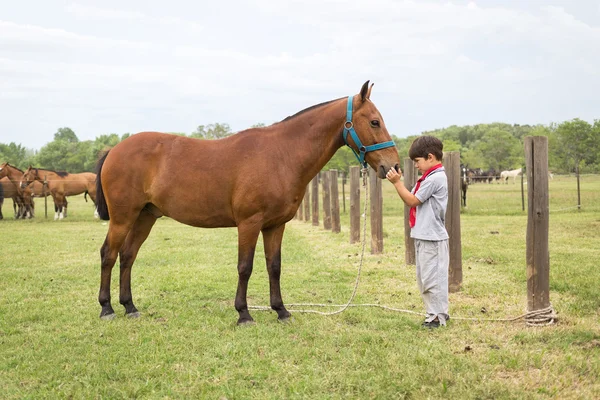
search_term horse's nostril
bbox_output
[394,164,400,172]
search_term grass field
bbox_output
[0,174,599,399]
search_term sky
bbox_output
[1,0,599,150]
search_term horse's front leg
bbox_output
[262,224,291,321]
[52,194,60,220]
[61,197,68,218]
[235,221,261,325]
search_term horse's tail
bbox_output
[95,150,110,220]
[84,191,89,202]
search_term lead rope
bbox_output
[249,167,371,316]
[250,168,557,325]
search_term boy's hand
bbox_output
[386,167,402,184]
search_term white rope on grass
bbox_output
[548,205,581,213]
[259,303,557,325]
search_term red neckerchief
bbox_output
[410,163,443,228]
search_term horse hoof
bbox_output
[237,319,256,326]
[126,311,141,319]
[278,315,293,324]
[100,313,116,321]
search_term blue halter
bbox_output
[342,96,396,167]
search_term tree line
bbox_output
[1,119,598,175]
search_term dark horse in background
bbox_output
[460,164,471,207]
[95,81,400,324]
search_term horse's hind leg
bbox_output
[99,219,136,319]
[118,209,157,317]
[235,219,261,325]
[262,224,291,321]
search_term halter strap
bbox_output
[342,96,396,167]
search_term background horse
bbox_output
[0,162,43,218]
[460,164,471,207]
[0,177,25,219]
[21,167,97,219]
[500,167,522,184]
[94,81,400,324]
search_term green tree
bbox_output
[324,146,359,175]
[35,128,88,172]
[441,139,461,152]
[54,127,79,143]
[478,128,522,170]
[0,142,29,167]
[555,118,594,173]
[190,123,233,139]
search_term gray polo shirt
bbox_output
[410,167,449,241]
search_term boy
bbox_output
[385,136,449,328]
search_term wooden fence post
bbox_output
[311,174,319,226]
[330,170,341,233]
[349,166,360,244]
[443,151,462,292]
[341,172,346,213]
[304,185,310,222]
[525,136,551,315]
[521,166,525,211]
[369,169,383,254]
[403,159,418,264]
[44,175,48,219]
[322,171,332,230]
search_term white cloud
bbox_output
[0,1,598,148]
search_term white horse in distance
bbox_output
[500,167,522,184]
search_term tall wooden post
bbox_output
[297,198,303,220]
[322,171,332,230]
[342,172,346,213]
[311,174,319,226]
[576,164,581,210]
[330,170,341,233]
[525,137,550,313]
[443,152,462,292]
[349,166,360,244]
[403,159,418,264]
[304,185,310,222]
[521,167,525,211]
[369,169,383,254]
[44,175,48,219]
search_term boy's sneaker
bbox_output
[422,319,440,329]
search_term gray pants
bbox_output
[415,239,450,325]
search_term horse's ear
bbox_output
[360,80,370,102]
[366,83,374,100]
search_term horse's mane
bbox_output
[279,97,344,124]
[33,167,69,177]
[5,163,24,173]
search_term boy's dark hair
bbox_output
[408,136,443,161]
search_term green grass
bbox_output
[0,174,599,399]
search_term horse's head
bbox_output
[20,166,39,189]
[344,81,400,179]
[0,162,8,179]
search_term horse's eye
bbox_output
[370,120,380,128]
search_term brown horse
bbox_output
[95,81,400,324]
[0,162,49,218]
[0,177,23,219]
[21,167,97,219]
